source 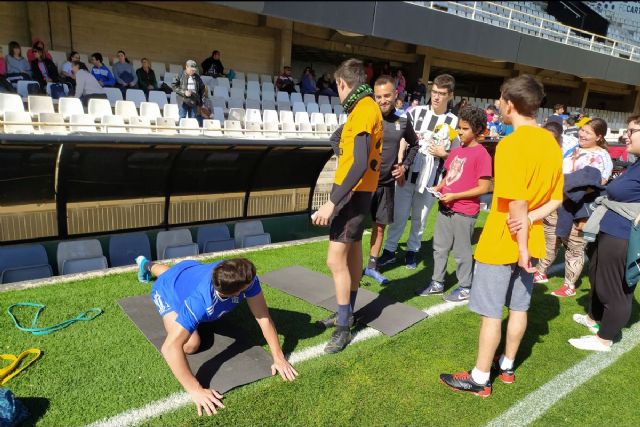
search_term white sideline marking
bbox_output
[486,321,640,427]
[85,300,467,427]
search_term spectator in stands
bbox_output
[30,47,60,93]
[364,61,374,86]
[568,114,640,352]
[410,77,427,104]
[0,46,15,93]
[493,99,501,114]
[201,50,224,77]
[488,113,503,137]
[113,50,138,95]
[90,53,116,88]
[72,61,107,106]
[26,37,52,63]
[300,67,317,96]
[485,105,496,123]
[317,72,337,97]
[394,69,406,100]
[548,103,565,126]
[275,66,296,94]
[405,97,420,113]
[61,51,80,94]
[394,97,405,113]
[452,98,468,116]
[136,58,158,94]
[5,41,31,84]
[172,59,206,122]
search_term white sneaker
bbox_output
[568,335,612,352]
[572,313,600,334]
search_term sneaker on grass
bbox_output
[135,255,151,283]
[533,271,548,284]
[491,355,515,384]
[363,267,390,284]
[324,326,352,354]
[551,283,576,297]
[377,249,397,267]
[405,251,418,269]
[439,371,492,397]
[572,313,600,334]
[443,287,470,302]
[568,335,611,352]
[316,312,354,329]
[415,280,444,296]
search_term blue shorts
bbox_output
[150,260,199,317]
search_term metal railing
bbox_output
[408,1,639,62]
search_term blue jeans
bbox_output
[179,102,198,119]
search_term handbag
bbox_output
[625,219,640,288]
[50,83,65,100]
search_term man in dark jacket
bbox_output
[201,50,224,77]
[30,47,60,93]
[171,60,206,121]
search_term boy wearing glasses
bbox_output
[135,256,298,416]
[378,74,460,271]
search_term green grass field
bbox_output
[2,210,640,427]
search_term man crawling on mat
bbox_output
[135,255,298,416]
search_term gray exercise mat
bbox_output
[261,266,428,336]
[118,295,273,393]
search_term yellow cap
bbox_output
[576,117,591,127]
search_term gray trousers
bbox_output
[431,209,477,288]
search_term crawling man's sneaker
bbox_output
[364,267,390,284]
[324,326,352,354]
[316,312,354,329]
[439,371,492,398]
[135,255,151,283]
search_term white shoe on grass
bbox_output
[572,313,600,334]
[568,335,611,352]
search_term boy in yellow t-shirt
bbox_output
[440,75,563,397]
[312,58,383,354]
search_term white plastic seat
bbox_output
[102,115,126,133]
[57,97,84,121]
[282,121,297,138]
[200,75,215,89]
[28,96,54,118]
[38,112,66,134]
[263,120,279,138]
[246,88,260,101]
[310,112,325,125]
[216,77,230,89]
[213,86,229,99]
[330,96,341,106]
[168,64,182,74]
[212,106,225,122]
[102,87,123,106]
[129,116,151,134]
[224,119,243,137]
[276,92,290,103]
[303,94,315,104]
[246,81,260,91]
[245,99,260,110]
[277,101,291,112]
[333,105,344,115]
[234,72,245,80]
[88,98,113,121]
[231,78,245,89]
[325,113,338,127]
[318,95,330,105]
[146,91,167,110]
[156,117,177,134]
[261,99,276,111]
[290,92,303,104]
[247,73,259,82]
[258,74,271,84]
[229,87,244,100]
[245,121,262,137]
[339,113,348,125]
[319,103,333,114]
[227,98,244,109]
[279,110,294,125]
[295,111,310,125]
[140,102,162,124]
[115,100,139,122]
[263,110,279,125]
[299,122,313,138]
[151,62,166,74]
[163,103,180,124]
[203,119,222,136]
[16,80,40,98]
[125,89,147,108]
[179,118,201,135]
[306,102,320,114]
[245,108,262,123]
[211,97,226,110]
[4,111,34,134]
[292,102,306,114]
[163,72,177,84]
[314,123,329,138]
[69,114,98,132]
[0,93,26,119]
[228,108,245,123]
[261,90,275,102]
[262,82,275,92]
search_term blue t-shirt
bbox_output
[600,160,640,240]
[152,260,262,333]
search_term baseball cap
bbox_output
[186,60,197,70]
[576,117,591,128]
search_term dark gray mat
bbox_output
[261,266,428,336]
[118,295,273,393]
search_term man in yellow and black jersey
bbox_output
[312,58,383,354]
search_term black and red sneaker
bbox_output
[492,355,516,384]
[439,371,492,398]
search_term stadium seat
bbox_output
[228,108,245,122]
[16,80,40,98]
[259,74,272,84]
[290,93,303,104]
[125,89,147,108]
[318,95,330,105]
[103,87,124,106]
[230,87,245,100]
[224,119,243,136]
[69,114,98,132]
[213,86,230,99]
[247,81,260,91]
[276,92,290,103]
[234,220,271,248]
[212,106,225,122]
[210,97,227,110]
[156,117,177,134]
[261,99,276,111]
[203,119,223,136]
[39,112,67,134]
[279,110,294,125]
[282,121,297,138]
[28,96,54,118]
[4,111,34,134]
[234,71,246,80]
[314,123,329,138]
[58,97,84,121]
[148,90,168,109]
[231,78,244,89]
[263,109,278,124]
[277,101,291,112]
[200,75,215,89]
[303,94,315,104]
[151,62,167,74]
[129,116,152,134]
[330,96,341,106]
[115,100,139,122]
[299,122,313,138]
[246,88,260,101]
[78,53,89,64]
[102,115,126,133]
[108,232,152,267]
[310,112,325,125]
[168,64,182,74]
[163,72,176,84]
[339,113,348,124]
[140,102,162,124]
[45,82,69,97]
[156,229,198,260]
[0,244,53,284]
[306,103,320,114]
[262,82,275,92]
[197,225,235,253]
[334,105,344,115]
[263,120,279,137]
[163,103,179,124]
[0,93,25,119]
[179,118,200,135]
[295,111,310,125]
[57,239,108,275]
[88,98,113,121]
[247,73,259,82]
[261,90,275,102]
[325,113,338,128]
[216,77,230,89]
[319,103,333,114]
[292,102,306,114]
[245,99,260,110]
[50,50,66,70]
[245,108,262,123]
[228,98,244,109]
[245,121,262,137]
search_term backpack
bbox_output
[227,69,236,81]
[27,82,40,95]
[50,83,65,100]
[0,388,29,427]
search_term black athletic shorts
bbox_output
[330,191,373,243]
[370,185,395,225]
